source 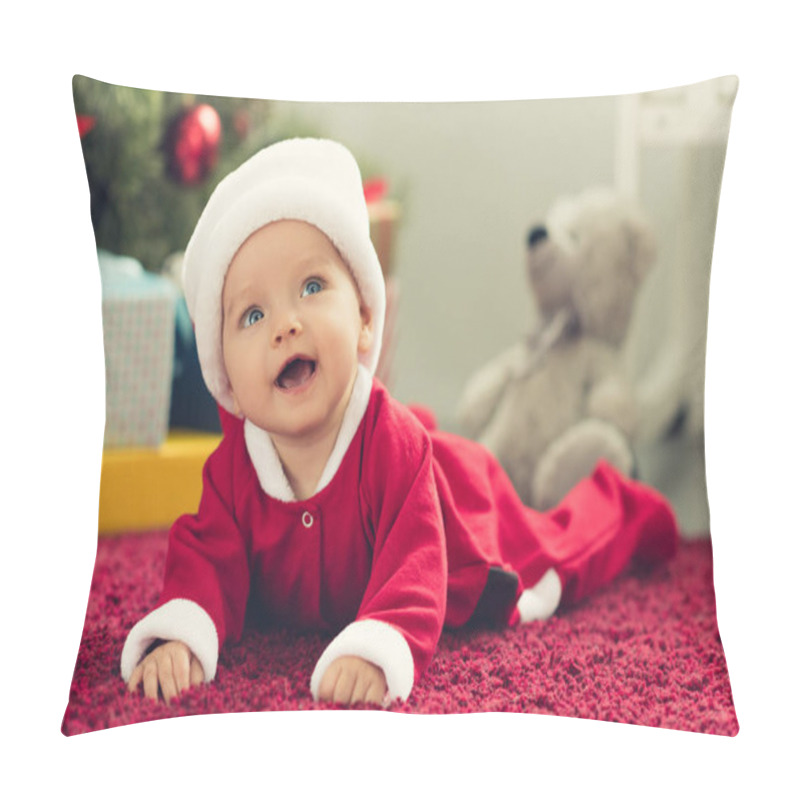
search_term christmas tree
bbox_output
[73,75,311,272]
[73,77,400,430]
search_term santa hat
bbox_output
[182,137,386,414]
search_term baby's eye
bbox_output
[243,308,264,328]
[302,279,323,297]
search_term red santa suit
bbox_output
[121,366,678,702]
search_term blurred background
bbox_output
[74,75,737,536]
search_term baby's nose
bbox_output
[272,313,302,345]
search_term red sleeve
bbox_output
[158,422,252,647]
[357,393,448,682]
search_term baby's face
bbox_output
[221,219,373,443]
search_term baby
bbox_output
[122,138,678,707]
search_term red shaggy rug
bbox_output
[62,530,738,736]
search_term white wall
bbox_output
[270,97,617,428]
[269,89,732,533]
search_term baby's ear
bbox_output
[358,303,374,354]
[228,390,244,419]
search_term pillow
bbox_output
[63,75,738,737]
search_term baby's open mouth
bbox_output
[276,357,317,390]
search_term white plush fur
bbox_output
[517,568,562,622]
[309,618,415,704]
[457,187,656,509]
[120,598,219,683]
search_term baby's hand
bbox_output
[317,656,388,707]
[127,640,205,703]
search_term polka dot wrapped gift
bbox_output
[99,250,178,448]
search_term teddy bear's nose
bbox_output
[528,225,548,249]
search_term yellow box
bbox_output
[98,430,221,535]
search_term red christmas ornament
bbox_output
[77,115,95,138]
[363,177,389,204]
[165,103,222,185]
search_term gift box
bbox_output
[367,192,400,388]
[366,194,399,279]
[99,250,178,448]
[169,290,223,433]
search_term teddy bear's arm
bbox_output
[582,343,638,438]
[456,343,529,439]
[587,375,638,438]
[532,419,635,510]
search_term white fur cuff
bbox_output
[517,568,562,623]
[310,619,415,703]
[120,598,219,683]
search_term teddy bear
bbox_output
[456,187,657,510]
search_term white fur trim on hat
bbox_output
[182,138,386,413]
